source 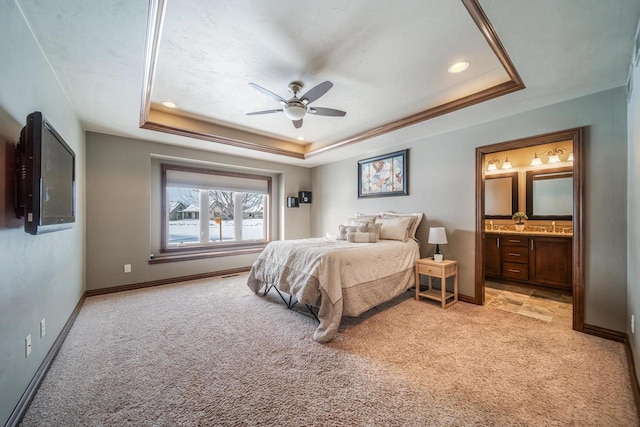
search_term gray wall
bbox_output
[627,48,640,383]
[85,132,311,290]
[0,1,86,424]
[311,87,628,332]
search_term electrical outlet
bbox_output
[124,264,131,273]
[40,318,46,338]
[25,335,31,357]
[632,315,635,334]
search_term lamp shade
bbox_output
[531,153,542,166]
[428,227,448,244]
[548,154,560,163]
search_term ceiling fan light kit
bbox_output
[247,80,346,128]
[283,102,307,120]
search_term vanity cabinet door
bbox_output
[529,236,572,289]
[484,234,501,277]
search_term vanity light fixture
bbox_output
[486,157,500,171]
[530,153,543,166]
[448,61,470,74]
[501,157,512,169]
[567,152,574,162]
[546,147,565,164]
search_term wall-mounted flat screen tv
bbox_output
[15,111,76,235]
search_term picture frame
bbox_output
[358,149,408,198]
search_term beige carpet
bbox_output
[21,273,637,426]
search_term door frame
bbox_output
[474,128,584,331]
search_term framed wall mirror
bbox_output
[526,167,573,220]
[485,172,518,219]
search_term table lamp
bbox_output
[428,227,448,262]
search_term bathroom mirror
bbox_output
[526,167,572,220]
[485,172,518,219]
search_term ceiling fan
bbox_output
[246,80,346,129]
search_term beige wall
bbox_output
[0,1,86,424]
[311,87,628,332]
[627,46,640,384]
[85,132,311,291]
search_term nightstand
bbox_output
[415,258,458,308]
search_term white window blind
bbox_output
[166,170,269,194]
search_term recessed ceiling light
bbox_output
[161,101,177,108]
[448,61,470,74]
[296,136,305,141]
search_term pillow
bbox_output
[347,231,378,243]
[337,225,357,240]
[381,211,424,239]
[354,212,382,222]
[345,217,370,226]
[338,222,381,241]
[375,216,415,242]
[357,222,381,241]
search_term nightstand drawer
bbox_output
[417,263,442,276]
[503,236,528,247]
[502,262,528,280]
[502,246,528,263]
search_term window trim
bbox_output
[160,164,272,254]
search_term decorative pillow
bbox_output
[381,211,424,239]
[338,222,381,241]
[375,216,415,242]
[345,217,366,226]
[345,216,377,226]
[354,212,382,222]
[356,222,381,241]
[347,231,378,243]
[337,225,357,240]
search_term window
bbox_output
[161,164,271,252]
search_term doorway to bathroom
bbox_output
[474,128,584,331]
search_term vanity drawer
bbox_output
[502,236,528,247]
[502,262,529,280]
[502,246,528,264]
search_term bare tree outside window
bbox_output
[176,189,263,220]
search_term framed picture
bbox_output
[358,149,408,198]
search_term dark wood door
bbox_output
[484,234,501,277]
[529,236,572,289]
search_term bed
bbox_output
[247,212,422,342]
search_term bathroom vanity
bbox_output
[484,231,572,290]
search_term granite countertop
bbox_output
[484,229,573,237]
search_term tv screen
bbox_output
[15,112,76,235]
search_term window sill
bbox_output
[149,244,266,264]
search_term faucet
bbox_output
[551,221,556,233]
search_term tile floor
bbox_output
[484,281,573,326]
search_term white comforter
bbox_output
[247,237,419,342]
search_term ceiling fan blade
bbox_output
[300,81,333,104]
[308,107,346,117]
[246,109,283,116]
[292,119,303,129]
[248,83,286,104]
